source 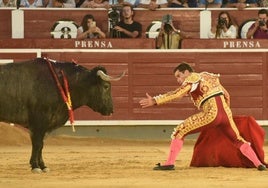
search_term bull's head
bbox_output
[86,66,125,116]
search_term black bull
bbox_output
[0,58,125,173]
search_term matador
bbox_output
[139,62,266,171]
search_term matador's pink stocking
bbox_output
[239,143,262,167]
[164,138,183,165]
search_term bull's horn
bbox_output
[97,70,126,81]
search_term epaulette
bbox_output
[183,73,201,84]
[200,72,220,78]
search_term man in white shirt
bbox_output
[109,0,140,7]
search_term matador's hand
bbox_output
[139,93,156,108]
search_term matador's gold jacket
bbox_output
[153,72,230,109]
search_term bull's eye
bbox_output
[103,83,110,90]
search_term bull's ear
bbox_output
[97,70,126,81]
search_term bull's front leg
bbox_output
[30,140,42,173]
[29,131,48,173]
[38,146,50,172]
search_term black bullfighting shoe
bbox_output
[257,164,267,171]
[153,163,175,170]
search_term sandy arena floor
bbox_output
[0,122,267,188]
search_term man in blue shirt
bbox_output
[198,0,222,8]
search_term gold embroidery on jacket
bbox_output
[183,72,201,84]
[154,72,224,107]
[190,72,224,109]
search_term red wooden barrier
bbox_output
[0,9,12,39]
[181,39,268,49]
[1,49,267,120]
[39,50,268,121]
[0,39,156,49]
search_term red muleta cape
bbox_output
[190,115,267,168]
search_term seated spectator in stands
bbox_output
[80,0,109,8]
[109,0,140,7]
[188,0,198,6]
[19,0,46,7]
[225,0,257,10]
[137,0,168,10]
[110,4,142,38]
[246,9,268,39]
[0,0,16,7]
[198,0,222,8]
[76,14,106,39]
[109,0,120,6]
[168,0,188,7]
[76,0,85,6]
[208,11,237,39]
[156,14,187,49]
[167,0,197,7]
[47,0,76,7]
[258,0,268,7]
[109,0,118,5]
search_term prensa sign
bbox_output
[222,40,262,49]
[74,40,113,49]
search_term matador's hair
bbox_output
[173,62,194,73]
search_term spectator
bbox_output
[19,0,45,7]
[76,14,106,39]
[80,0,109,8]
[225,0,257,10]
[109,0,119,4]
[47,0,76,7]
[109,0,140,7]
[109,0,120,6]
[110,4,142,38]
[258,0,268,7]
[137,0,168,10]
[208,11,237,39]
[167,0,189,7]
[198,0,222,8]
[187,0,197,6]
[156,14,187,49]
[167,0,198,7]
[246,9,268,39]
[76,0,86,6]
[0,0,16,7]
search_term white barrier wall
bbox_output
[12,9,24,38]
